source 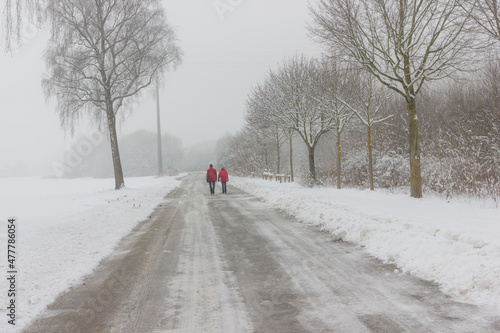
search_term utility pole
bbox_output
[156,77,163,175]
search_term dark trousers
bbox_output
[221,182,227,193]
[208,181,215,194]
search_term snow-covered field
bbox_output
[0,175,184,332]
[232,177,500,311]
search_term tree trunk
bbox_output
[156,80,163,176]
[408,97,422,198]
[336,131,341,189]
[439,141,444,193]
[289,133,294,182]
[264,142,269,170]
[276,140,280,175]
[308,145,316,182]
[106,110,125,190]
[367,125,374,191]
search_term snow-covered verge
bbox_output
[232,177,500,311]
[0,175,184,332]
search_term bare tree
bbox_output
[43,0,182,189]
[314,60,353,189]
[457,0,500,42]
[338,74,394,190]
[2,0,41,51]
[246,82,287,175]
[269,55,335,183]
[284,127,296,182]
[221,127,267,177]
[309,0,477,197]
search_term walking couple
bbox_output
[206,164,229,194]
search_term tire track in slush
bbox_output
[160,179,253,332]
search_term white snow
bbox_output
[0,175,184,332]
[232,177,500,311]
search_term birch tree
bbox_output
[2,0,41,51]
[43,0,182,189]
[309,0,475,197]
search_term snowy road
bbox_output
[24,174,499,332]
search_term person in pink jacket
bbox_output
[206,164,217,194]
[218,167,229,194]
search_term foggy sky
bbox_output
[0,0,322,177]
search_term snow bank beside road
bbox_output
[0,175,184,332]
[232,177,500,311]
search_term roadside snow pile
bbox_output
[0,175,184,332]
[232,177,500,310]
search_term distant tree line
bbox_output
[61,130,183,178]
[218,0,500,202]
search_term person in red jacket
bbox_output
[206,164,217,194]
[218,167,229,194]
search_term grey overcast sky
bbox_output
[0,0,322,177]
